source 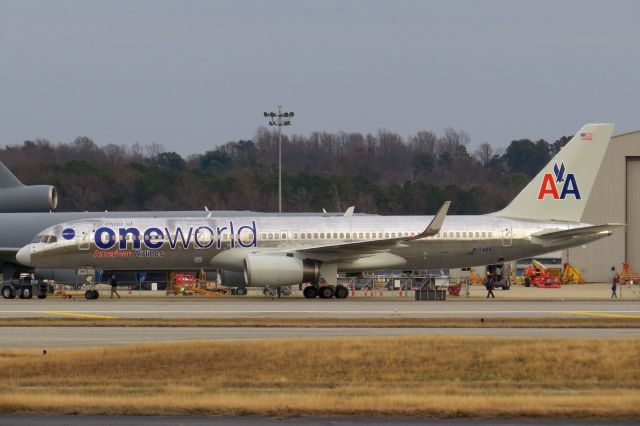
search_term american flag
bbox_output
[580,132,593,140]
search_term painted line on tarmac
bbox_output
[43,311,118,319]
[562,311,640,319]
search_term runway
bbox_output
[2,326,639,348]
[1,298,640,319]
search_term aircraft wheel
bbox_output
[2,286,15,299]
[92,290,100,299]
[318,286,334,299]
[235,287,247,296]
[334,286,349,299]
[21,287,32,299]
[85,290,94,300]
[303,286,318,299]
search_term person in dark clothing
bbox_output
[485,273,495,298]
[611,273,619,298]
[109,274,121,299]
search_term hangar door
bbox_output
[626,158,640,266]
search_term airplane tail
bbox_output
[0,161,24,188]
[491,123,614,222]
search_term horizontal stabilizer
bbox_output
[531,223,624,240]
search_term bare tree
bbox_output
[474,143,493,167]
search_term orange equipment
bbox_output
[469,268,484,285]
[621,262,640,285]
[561,262,585,284]
[524,260,561,288]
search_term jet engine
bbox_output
[244,255,319,287]
[217,269,246,287]
[0,185,58,212]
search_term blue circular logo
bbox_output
[61,228,76,240]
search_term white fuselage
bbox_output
[19,215,600,276]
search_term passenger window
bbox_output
[333,233,337,239]
[261,233,266,240]
[346,233,350,238]
[488,232,492,238]
[320,233,325,239]
[307,233,312,239]
[456,232,460,238]
[359,233,363,238]
[301,233,306,239]
[475,232,479,238]
[293,233,298,239]
[313,233,318,239]
[339,233,344,238]
[481,232,486,237]
[281,233,287,240]
[365,233,370,238]
[385,233,389,238]
[391,232,396,238]
[268,233,273,239]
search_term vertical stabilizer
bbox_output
[0,161,24,188]
[491,123,614,222]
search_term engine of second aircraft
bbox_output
[0,185,57,212]
[243,254,319,287]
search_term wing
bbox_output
[0,247,20,263]
[293,201,450,261]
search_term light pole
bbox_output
[263,106,294,214]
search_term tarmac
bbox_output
[1,298,639,319]
[2,326,640,348]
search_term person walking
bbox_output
[109,274,121,299]
[485,273,495,298]
[611,273,619,298]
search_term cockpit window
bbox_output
[33,235,58,244]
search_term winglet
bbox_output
[413,201,450,239]
[344,206,355,217]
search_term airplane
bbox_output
[0,161,359,283]
[16,124,623,299]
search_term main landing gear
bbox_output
[303,284,349,299]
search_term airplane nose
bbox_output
[16,245,32,266]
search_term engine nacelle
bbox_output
[244,255,319,287]
[0,185,57,212]
[217,269,246,287]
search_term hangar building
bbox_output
[567,129,640,282]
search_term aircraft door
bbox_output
[77,231,90,250]
[501,226,512,247]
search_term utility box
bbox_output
[414,289,447,301]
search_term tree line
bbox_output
[0,128,569,214]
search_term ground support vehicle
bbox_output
[1,277,48,299]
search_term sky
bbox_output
[0,0,638,156]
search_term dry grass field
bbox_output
[1,336,639,418]
[3,316,640,328]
